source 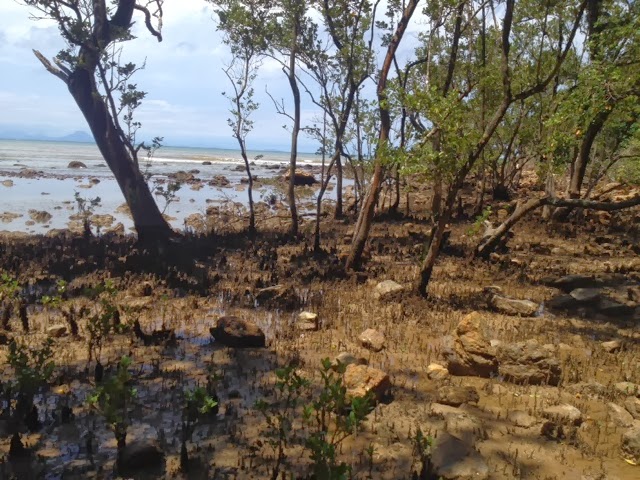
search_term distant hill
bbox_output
[0,129,94,143]
[57,131,94,143]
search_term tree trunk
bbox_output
[334,156,343,218]
[287,24,301,237]
[416,206,451,297]
[346,0,420,270]
[67,69,171,243]
[239,142,256,237]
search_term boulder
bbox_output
[28,210,52,223]
[488,294,539,316]
[374,280,404,301]
[601,339,623,353]
[608,402,634,427]
[47,325,68,338]
[255,285,299,311]
[429,433,489,480]
[209,175,230,187]
[507,410,538,428]
[68,161,87,169]
[625,397,640,421]
[427,363,450,381]
[430,403,466,419]
[359,328,385,352]
[548,275,603,293]
[542,404,583,426]
[621,425,640,466]
[436,386,479,407]
[569,288,602,305]
[615,382,640,397]
[202,161,212,165]
[297,311,319,331]
[1,180,13,187]
[496,339,562,386]
[546,294,580,311]
[343,364,390,403]
[118,440,164,473]
[332,352,367,370]
[210,316,266,348]
[284,170,317,186]
[597,298,634,317]
[444,313,498,378]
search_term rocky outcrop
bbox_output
[621,425,640,466]
[284,170,317,186]
[374,280,404,301]
[343,364,390,403]
[118,440,164,473]
[436,386,479,407]
[359,328,385,352]
[429,433,489,480]
[488,293,539,316]
[210,316,266,348]
[29,210,52,223]
[444,313,498,378]
[297,311,319,331]
[496,340,562,386]
[68,161,87,169]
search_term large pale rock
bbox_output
[444,313,498,378]
[543,404,583,426]
[118,440,164,473]
[210,316,265,348]
[429,433,489,480]
[297,311,319,331]
[374,280,404,301]
[508,410,538,428]
[359,328,385,352]
[47,324,67,338]
[496,339,562,386]
[427,363,450,381]
[608,402,634,427]
[488,294,539,316]
[625,397,640,420]
[621,425,640,465]
[615,382,640,397]
[436,386,479,407]
[569,288,602,305]
[344,364,390,403]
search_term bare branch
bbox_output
[32,49,69,82]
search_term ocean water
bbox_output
[0,140,337,234]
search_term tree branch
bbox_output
[32,49,69,82]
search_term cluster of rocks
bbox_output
[544,274,639,319]
[283,170,317,186]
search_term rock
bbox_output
[615,382,640,397]
[496,339,562,386]
[569,288,602,304]
[546,294,579,311]
[436,386,479,407]
[566,382,607,397]
[508,410,538,428]
[118,440,164,473]
[444,313,498,378]
[209,175,230,187]
[343,364,390,403]
[445,412,486,444]
[429,433,489,480]
[0,330,12,345]
[202,161,212,165]
[68,161,87,169]
[374,280,404,301]
[169,171,196,183]
[90,214,115,229]
[0,212,21,223]
[597,298,634,317]
[625,397,640,420]
[1,180,13,187]
[28,209,52,223]
[106,222,125,235]
[297,311,318,331]
[601,339,623,353]
[210,316,266,348]
[488,294,539,316]
[359,328,385,352]
[621,425,640,465]
[542,404,583,425]
[47,325,67,338]
[255,285,299,310]
[332,352,366,370]
[429,403,466,418]
[608,402,634,427]
[284,170,317,186]
[548,275,603,293]
[427,363,450,381]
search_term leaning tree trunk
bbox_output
[286,21,301,237]
[68,69,172,243]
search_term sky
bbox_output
[0,0,325,151]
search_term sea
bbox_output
[0,139,332,234]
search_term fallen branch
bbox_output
[475,193,640,258]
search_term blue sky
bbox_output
[0,1,324,151]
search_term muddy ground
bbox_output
[0,179,639,480]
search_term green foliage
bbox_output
[467,207,492,237]
[84,280,124,362]
[88,356,136,445]
[0,273,20,301]
[152,181,182,214]
[8,338,56,399]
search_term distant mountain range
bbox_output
[0,129,95,143]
